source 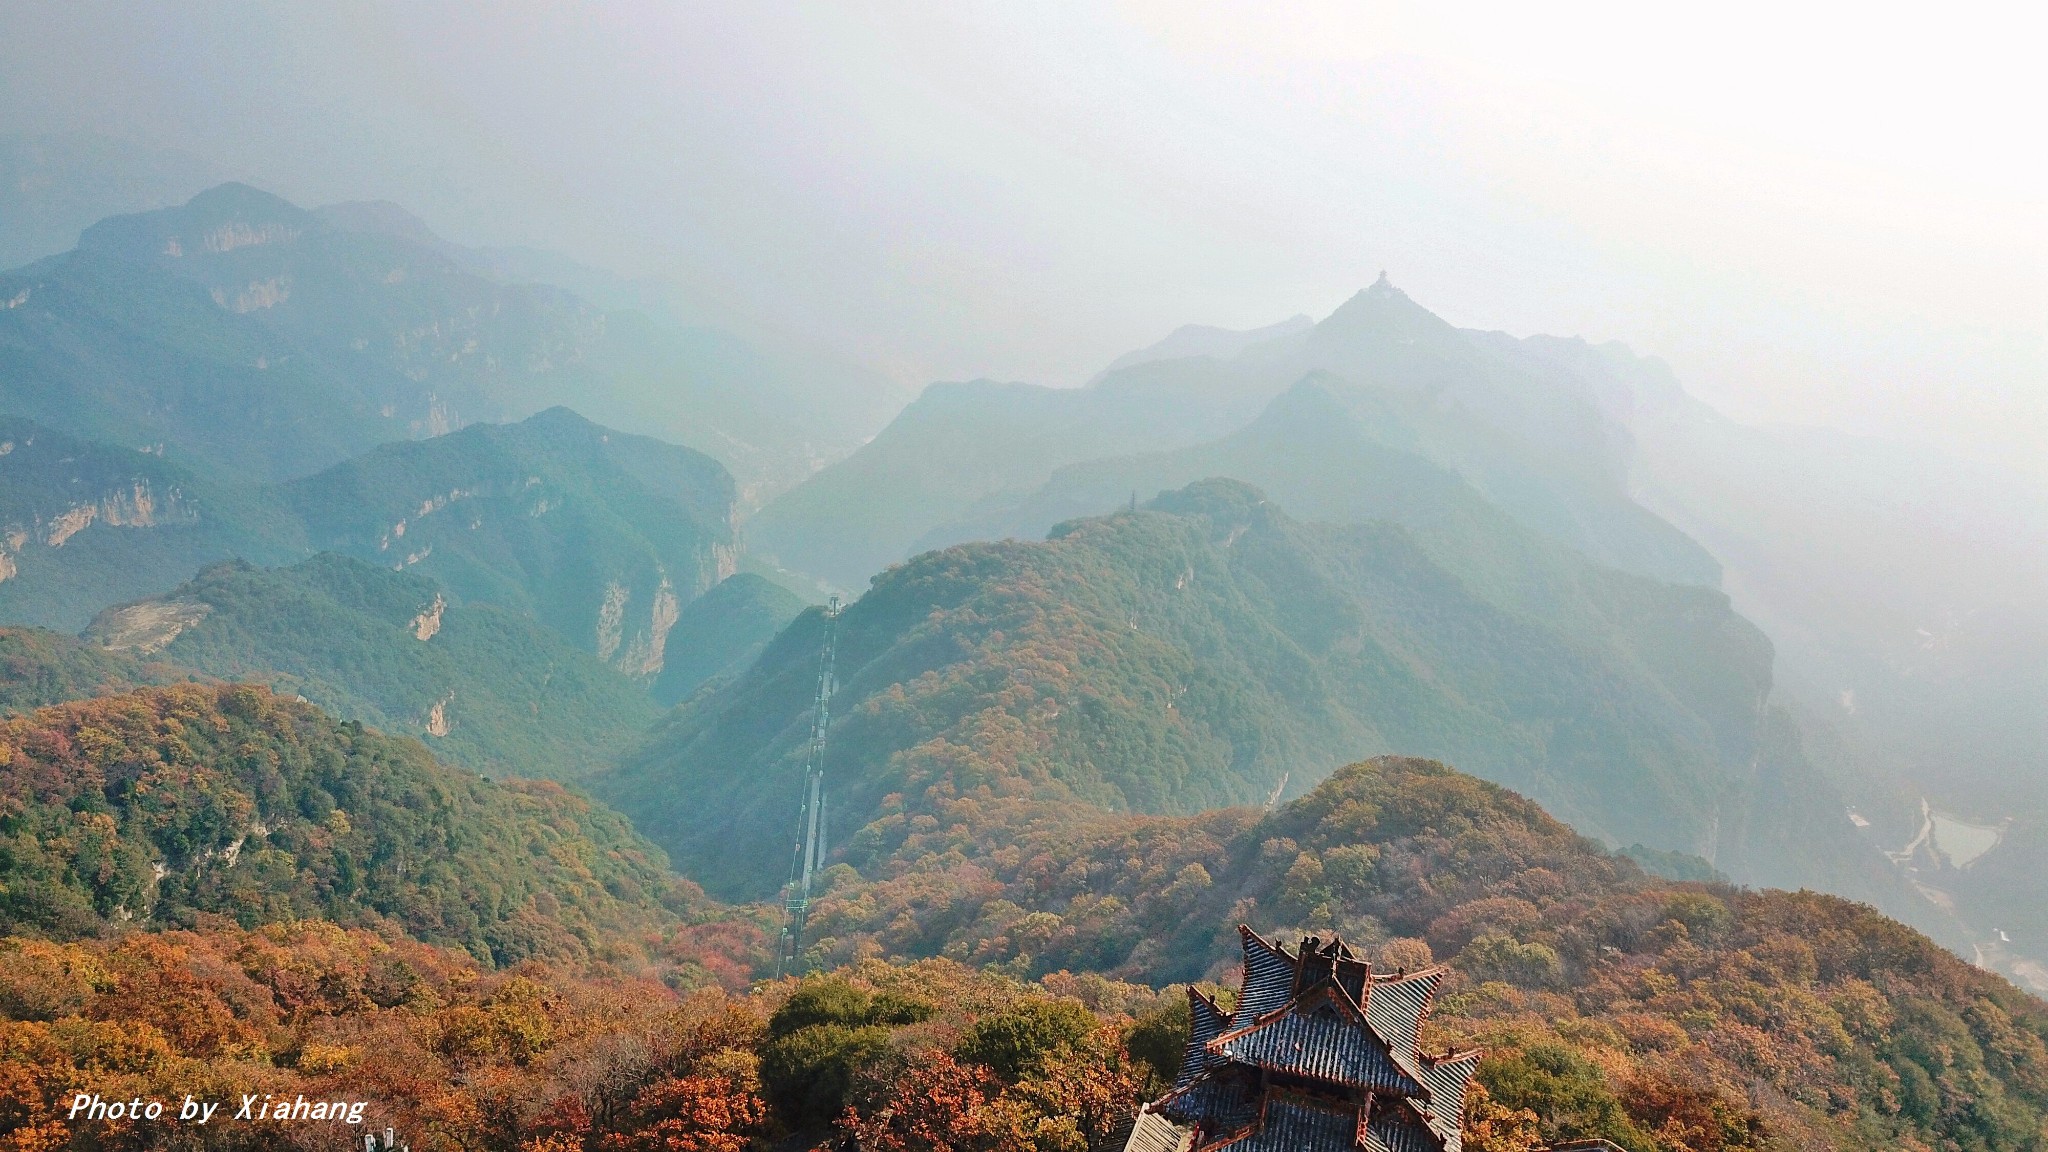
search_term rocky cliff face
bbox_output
[283,407,740,676]
[0,417,299,630]
[0,428,200,582]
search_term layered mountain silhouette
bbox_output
[283,406,740,674]
[0,131,225,270]
[0,415,303,628]
[600,480,1931,947]
[4,186,2038,1002]
[747,276,2048,988]
[752,276,1717,592]
[0,406,756,680]
[0,182,883,496]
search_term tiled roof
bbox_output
[1363,1100,1445,1152]
[1238,927,1297,1020]
[1210,1095,1362,1152]
[1364,968,1443,1063]
[1294,936,1373,1007]
[1157,1069,1262,1134]
[1123,1109,1193,1152]
[1210,991,1421,1095]
[1413,1051,1479,1148]
[1130,929,1468,1152]
[1176,989,1233,1089]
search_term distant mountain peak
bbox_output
[1308,275,1463,353]
[1142,476,1273,540]
[181,181,304,220]
[77,180,314,261]
[1259,372,1358,423]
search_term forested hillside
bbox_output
[0,625,186,713]
[84,555,659,779]
[599,481,1912,925]
[652,572,808,706]
[7,751,2033,1152]
[0,403,748,678]
[284,407,738,677]
[0,683,685,962]
[779,756,2048,1152]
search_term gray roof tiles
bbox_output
[1238,927,1298,1021]
[1211,1095,1361,1152]
[1364,969,1443,1062]
[1211,992,1422,1095]
[1176,988,1232,1090]
[1364,1101,1449,1152]
[1129,928,1473,1152]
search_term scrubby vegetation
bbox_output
[96,555,660,779]
[0,626,185,714]
[0,683,685,961]
[0,928,1162,1152]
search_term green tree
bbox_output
[956,999,1098,1083]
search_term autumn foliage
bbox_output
[0,683,690,961]
[0,927,1161,1152]
[772,757,2048,1152]
[1,668,2044,1151]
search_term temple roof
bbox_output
[1156,1065,1261,1133]
[1137,927,1480,1152]
[1413,1052,1480,1147]
[1125,1110,1194,1152]
[1206,1094,1360,1152]
[1176,989,1232,1089]
[1237,926,1298,1020]
[1209,985,1421,1095]
[1364,1101,1447,1152]
[1366,969,1442,1062]
[1229,927,1450,1066]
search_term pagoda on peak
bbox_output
[1123,926,1479,1152]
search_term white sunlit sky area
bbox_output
[2,1,2042,477]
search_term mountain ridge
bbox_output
[0,406,750,681]
[601,480,1922,942]
[2,182,882,497]
[752,279,1717,592]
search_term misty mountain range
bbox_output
[2,177,2043,999]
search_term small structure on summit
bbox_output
[1125,926,1479,1152]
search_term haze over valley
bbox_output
[0,6,2043,1151]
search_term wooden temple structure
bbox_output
[1123,927,1481,1152]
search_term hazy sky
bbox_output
[3,1,2042,473]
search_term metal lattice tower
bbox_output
[776,594,841,977]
